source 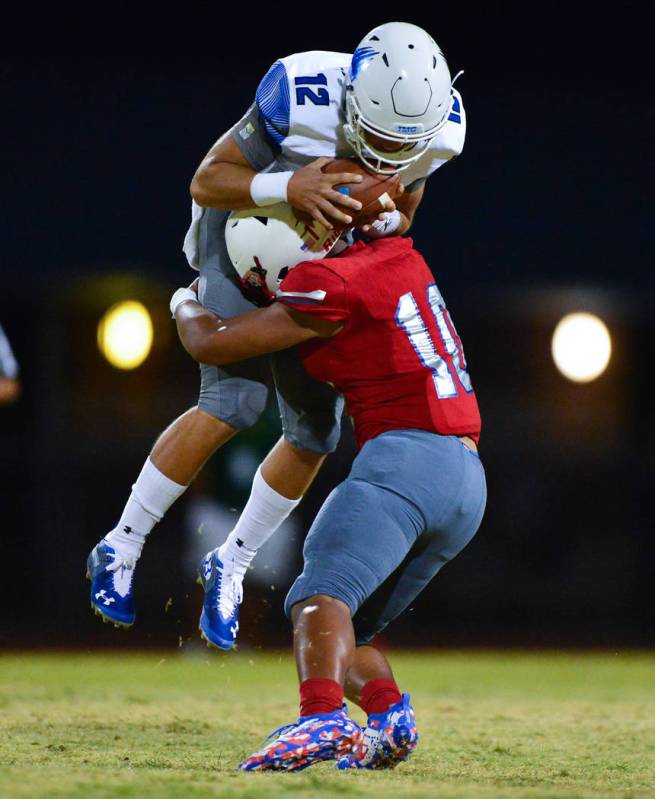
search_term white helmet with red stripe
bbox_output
[225,204,340,299]
[344,22,453,173]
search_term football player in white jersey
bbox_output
[87,22,467,651]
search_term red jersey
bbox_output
[276,237,482,449]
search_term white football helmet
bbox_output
[344,22,453,173]
[225,204,340,298]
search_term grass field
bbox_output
[0,651,653,799]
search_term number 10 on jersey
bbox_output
[396,285,473,399]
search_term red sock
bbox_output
[299,678,344,717]
[360,678,402,716]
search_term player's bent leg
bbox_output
[270,478,421,768]
[205,322,341,652]
[344,644,396,701]
[240,594,362,772]
[283,476,422,624]
[271,345,345,458]
[292,595,356,684]
[150,406,238,484]
[87,407,238,628]
[341,433,486,768]
[193,371,276,650]
[205,349,339,649]
[261,438,326,500]
[199,438,322,650]
[351,435,487,649]
[88,355,270,631]
[339,500,482,768]
[338,645,418,770]
[203,438,327,651]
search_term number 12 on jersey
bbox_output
[294,74,330,106]
[396,285,473,399]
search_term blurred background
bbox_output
[1,2,652,652]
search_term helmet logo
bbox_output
[351,46,378,81]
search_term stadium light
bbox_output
[97,300,153,370]
[551,312,612,383]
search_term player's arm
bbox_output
[190,59,364,228]
[396,179,425,230]
[190,130,266,211]
[191,136,363,228]
[173,296,339,366]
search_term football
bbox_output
[225,159,403,301]
[321,158,403,228]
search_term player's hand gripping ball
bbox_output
[320,158,402,230]
[225,159,403,302]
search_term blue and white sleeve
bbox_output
[231,60,291,169]
[0,324,19,379]
[255,60,290,148]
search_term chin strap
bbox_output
[451,69,464,87]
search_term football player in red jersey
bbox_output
[172,236,486,771]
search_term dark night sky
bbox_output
[1,3,653,647]
[2,2,652,294]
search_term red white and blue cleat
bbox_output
[337,693,418,770]
[239,707,362,772]
[86,539,136,628]
[197,548,242,651]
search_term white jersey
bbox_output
[253,50,466,186]
[183,50,466,269]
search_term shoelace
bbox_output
[263,720,300,743]
[217,561,244,619]
[105,549,135,574]
[263,708,349,745]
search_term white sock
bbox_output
[218,466,301,578]
[106,458,186,562]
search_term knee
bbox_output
[282,396,345,455]
[283,427,341,456]
[198,379,268,430]
[290,594,351,628]
[285,577,361,621]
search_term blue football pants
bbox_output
[285,429,487,644]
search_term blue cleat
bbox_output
[336,693,418,770]
[197,548,242,651]
[240,706,361,772]
[86,540,136,628]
